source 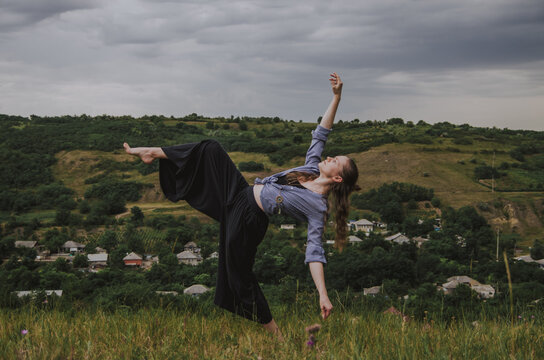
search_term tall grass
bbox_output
[1,302,543,359]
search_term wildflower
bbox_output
[518,315,522,319]
[305,323,321,349]
[21,329,28,335]
[531,315,535,319]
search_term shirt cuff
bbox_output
[304,244,327,264]
[311,125,332,142]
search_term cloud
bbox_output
[0,0,543,130]
[0,0,101,32]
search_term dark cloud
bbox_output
[0,0,100,31]
[0,0,543,130]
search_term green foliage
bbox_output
[238,161,264,172]
[73,253,89,268]
[351,182,434,224]
[84,178,146,202]
[474,165,502,180]
[531,239,544,260]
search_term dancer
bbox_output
[124,73,359,338]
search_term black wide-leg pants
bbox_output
[159,140,272,324]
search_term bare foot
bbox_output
[263,319,284,342]
[123,142,156,164]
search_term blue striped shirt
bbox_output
[255,125,332,264]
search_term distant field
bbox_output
[48,141,543,243]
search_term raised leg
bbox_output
[123,143,167,164]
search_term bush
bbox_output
[238,161,264,172]
[453,137,473,145]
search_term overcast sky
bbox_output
[1,0,543,130]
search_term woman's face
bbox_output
[319,155,350,182]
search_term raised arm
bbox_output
[319,73,343,130]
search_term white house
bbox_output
[177,250,202,266]
[87,253,108,268]
[61,241,86,253]
[184,284,210,297]
[280,224,296,230]
[14,290,63,298]
[441,275,495,298]
[385,233,411,244]
[363,286,381,296]
[515,255,544,268]
[351,219,374,233]
[348,235,363,244]
[207,251,219,259]
[15,241,37,249]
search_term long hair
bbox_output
[286,160,360,252]
[329,158,359,252]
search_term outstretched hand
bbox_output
[329,72,343,96]
[320,296,333,319]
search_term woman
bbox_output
[124,73,359,338]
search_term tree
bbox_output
[43,229,68,253]
[531,240,544,260]
[99,230,118,252]
[55,209,71,226]
[73,253,89,268]
[130,206,144,226]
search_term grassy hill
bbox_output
[1,113,543,244]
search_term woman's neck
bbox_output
[299,176,332,195]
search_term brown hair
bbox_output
[286,159,360,252]
[329,157,359,252]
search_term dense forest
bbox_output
[1,113,544,319]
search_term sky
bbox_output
[1,0,543,130]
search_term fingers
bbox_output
[329,72,342,88]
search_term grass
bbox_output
[1,304,543,359]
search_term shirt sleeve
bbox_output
[304,125,332,166]
[305,215,327,264]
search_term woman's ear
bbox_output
[332,175,343,183]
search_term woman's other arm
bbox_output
[319,72,343,130]
[309,262,333,319]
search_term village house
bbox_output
[61,241,86,254]
[14,241,38,249]
[351,219,374,233]
[183,284,210,297]
[348,235,363,244]
[515,255,544,269]
[87,253,108,269]
[385,233,411,244]
[123,252,143,267]
[13,290,63,298]
[412,236,429,248]
[177,250,202,266]
[141,254,160,270]
[280,224,296,230]
[184,241,201,254]
[207,251,219,259]
[363,286,382,296]
[441,275,495,299]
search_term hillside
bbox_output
[1,113,543,244]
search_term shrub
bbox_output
[238,161,264,172]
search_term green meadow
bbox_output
[1,303,543,360]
